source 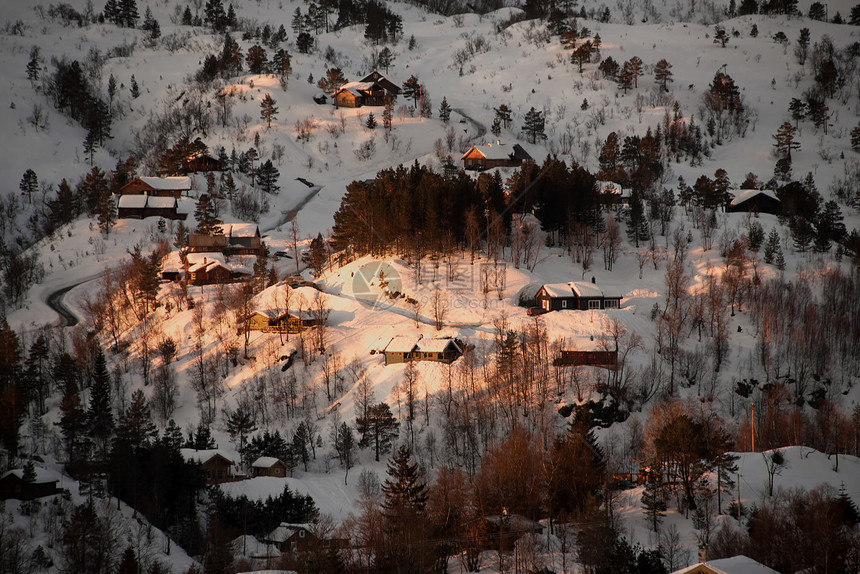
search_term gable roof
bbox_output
[540,283,575,298]
[180,448,234,465]
[1,467,62,484]
[540,281,622,300]
[185,252,228,273]
[217,222,260,238]
[416,338,461,353]
[360,70,401,94]
[335,81,380,98]
[729,189,779,207]
[462,141,533,162]
[251,456,284,468]
[118,194,148,209]
[137,176,191,191]
[266,523,313,543]
[384,335,421,353]
[672,556,779,574]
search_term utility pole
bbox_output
[737,473,741,524]
[751,403,755,452]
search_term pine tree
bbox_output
[571,41,593,73]
[88,349,114,459]
[226,405,257,463]
[194,193,219,234]
[260,93,278,128]
[104,0,119,24]
[382,96,393,134]
[256,160,280,194]
[246,45,268,74]
[333,422,356,484]
[490,116,501,136]
[130,75,140,98]
[365,112,377,129]
[356,402,399,462]
[641,480,666,531]
[850,122,860,152]
[26,46,41,84]
[438,97,451,124]
[617,61,634,93]
[772,121,800,160]
[302,233,328,277]
[22,459,37,484]
[119,0,138,27]
[713,26,729,47]
[654,59,673,92]
[96,189,116,236]
[522,107,546,144]
[494,104,512,129]
[296,32,314,54]
[19,169,38,205]
[402,75,422,107]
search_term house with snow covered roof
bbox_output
[117,194,185,220]
[184,252,232,285]
[461,140,533,170]
[672,555,778,574]
[180,449,240,484]
[265,523,319,553]
[0,467,61,500]
[188,223,264,256]
[726,189,781,215]
[535,280,622,312]
[251,456,288,478]
[182,151,221,173]
[381,335,463,365]
[332,80,387,108]
[120,176,192,198]
[247,309,321,334]
[360,70,401,96]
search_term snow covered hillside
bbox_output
[1,0,860,572]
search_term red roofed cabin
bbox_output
[120,176,192,198]
[462,141,532,170]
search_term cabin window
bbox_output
[562,300,568,309]
[588,300,601,310]
[604,299,619,309]
[299,530,305,538]
[542,299,550,311]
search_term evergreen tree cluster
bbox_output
[210,483,319,539]
[46,59,113,156]
[332,158,603,259]
[103,0,139,28]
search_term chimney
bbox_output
[497,140,501,145]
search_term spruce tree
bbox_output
[522,107,546,144]
[194,193,219,234]
[19,169,38,205]
[88,348,114,459]
[256,160,280,194]
[365,112,377,129]
[641,480,666,531]
[26,46,41,84]
[260,93,278,128]
[356,402,399,461]
[402,75,422,107]
[494,103,512,129]
[438,97,451,124]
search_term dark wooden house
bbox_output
[182,152,221,173]
[218,223,264,255]
[180,449,238,484]
[265,523,320,553]
[360,71,401,96]
[184,253,232,285]
[481,513,544,551]
[535,281,622,312]
[726,189,781,215]
[553,350,618,368]
[120,176,192,198]
[461,141,532,170]
[251,457,288,478]
[332,81,387,108]
[117,194,185,220]
[0,468,60,501]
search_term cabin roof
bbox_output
[251,456,283,468]
[672,555,779,574]
[118,194,148,208]
[138,176,191,190]
[179,448,234,465]
[729,189,779,206]
[1,467,62,484]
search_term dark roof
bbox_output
[360,71,401,95]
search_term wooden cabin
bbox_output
[461,140,532,170]
[360,70,401,96]
[120,176,192,198]
[0,468,60,501]
[180,449,239,484]
[726,189,781,215]
[535,281,622,312]
[332,81,387,108]
[381,336,463,365]
[117,194,185,220]
[217,223,264,255]
[251,457,288,478]
[553,350,618,368]
[247,309,321,334]
[182,152,221,173]
[184,253,232,285]
[672,555,778,574]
